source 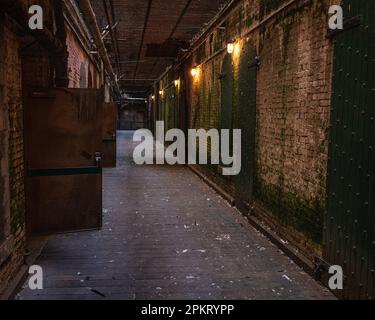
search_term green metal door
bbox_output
[325,0,375,299]
[220,54,233,131]
[165,86,175,131]
[235,42,258,213]
[179,79,187,134]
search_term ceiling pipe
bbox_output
[132,0,153,82]
[102,0,121,74]
[108,0,122,71]
[102,21,119,39]
[79,0,121,97]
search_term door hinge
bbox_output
[249,56,260,68]
[327,15,362,39]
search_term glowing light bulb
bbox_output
[191,67,198,77]
[227,42,234,54]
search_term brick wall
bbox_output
[154,0,335,257]
[66,26,101,89]
[0,19,26,297]
[4,24,25,242]
[255,0,333,250]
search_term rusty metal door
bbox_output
[102,102,117,168]
[325,0,375,299]
[235,42,258,213]
[25,89,103,235]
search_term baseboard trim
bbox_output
[188,165,235,206]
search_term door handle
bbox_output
[95,152,102,166]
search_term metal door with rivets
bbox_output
[165,86,175,132]
[235,42,258,213]
[325,0,375,299]
[220,54,233,133]
[25,88,103,235]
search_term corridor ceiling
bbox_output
[90,0,230,97]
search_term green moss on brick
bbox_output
[255,179,324,245]
[259,0,286,20]
[165,0,331,251]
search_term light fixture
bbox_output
[191,66,198,77]
[227,42,235,54]
[174,79,180,87]
[151,95,155,100]
[159,90,163,96]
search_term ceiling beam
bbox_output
[168,0,193,39]
[119,79,157,82]
[109,0,122,69]
[132,0,153,82]
[146,0,193,80]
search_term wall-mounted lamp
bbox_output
[191,66,198,77]
[227,42,235,54]
[159,90,164,96]
[151,95,155,100]
[174,79,180,87]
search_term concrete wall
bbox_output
[154,0,335,258]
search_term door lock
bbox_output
[95,152,102,166]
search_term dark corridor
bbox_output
[16,132,332,300]
[0,0,374,303]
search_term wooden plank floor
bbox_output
[16,131,334,300]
